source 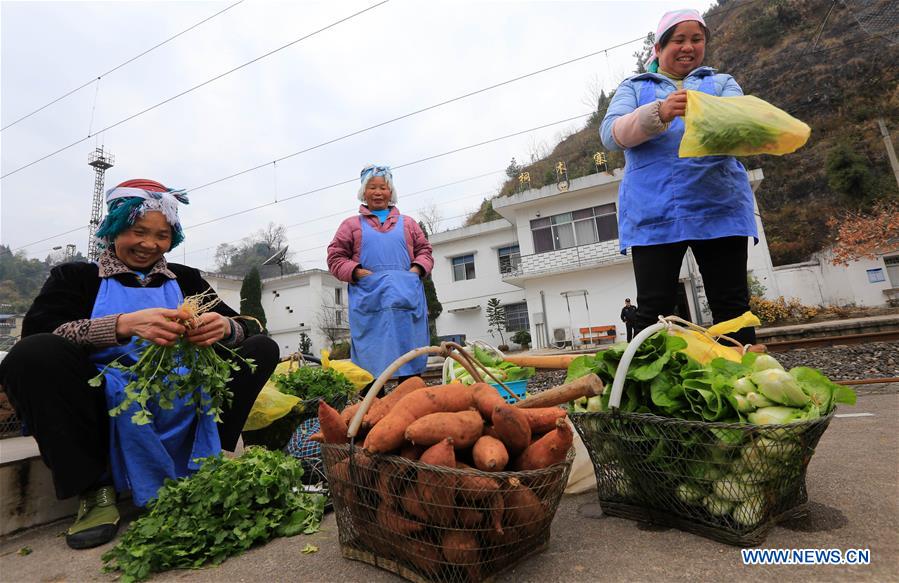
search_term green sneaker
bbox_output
[65,486,120,549]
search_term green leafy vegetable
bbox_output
[273,366,355,402]
[102,448,325,583]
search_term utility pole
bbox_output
[877,119,899,191]
[87,147,114,261]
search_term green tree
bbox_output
[825,142,876,203]
[505,157,522,180]
[298,332,312,354]
[0,245,62,313]
[485,297,506,346]
[239,267,267,333]
[417,222,443,337]
[215,223,301,278]
[632,32,655,74]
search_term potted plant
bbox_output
[511,330,531,350]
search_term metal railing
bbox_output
[501,239,627,281]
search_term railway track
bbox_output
[763,330,899,351]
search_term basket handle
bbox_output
[607,315,748,410]
[513,373,603,409]
[346,342,485,439]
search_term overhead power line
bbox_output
[186,35,646,192]
[184,112,590,231]
[0,0,390,180]
[1,0,246,132]
[15,113,587,253]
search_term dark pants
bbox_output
[625,322,637,342]
[631,237,757,346]
[0,333,278,500]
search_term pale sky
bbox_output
[1,0,714,271]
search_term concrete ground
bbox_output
[1,387,896,583]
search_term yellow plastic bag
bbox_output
[679,91,810,157]
[321,350,372,391]
[243,384,300,431]
[669,311,762,365]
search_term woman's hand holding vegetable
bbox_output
[185,312,231,347]
[116,307,189,346]
[659,89,688,123]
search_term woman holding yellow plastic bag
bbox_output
[600,8,760,345]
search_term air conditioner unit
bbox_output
[552,327,571,348]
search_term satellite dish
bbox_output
[262,246,289,275]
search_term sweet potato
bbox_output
[456,507,484,528]
[417,438,456,526]
[504,477,545,538]
[520,407,568,433]
[487,491,505,535]
[513,418,573,471]
[491,405,531,455]
[319,400,349,444]
[399,486,430,521]
[472,382,507,420]
[378,500,425,536]
[396,538,442,577]
[399,443,426,460]
[456,473,500,502]
[363,384,476,454]
[472,435,509,471]
[405,409,484,448]
[419,438,456,467]
[442,530,480,581]
[339,401,365,427]
[364,376,428,427]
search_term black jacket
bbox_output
[620,305,637,324]
[22,261,246,339]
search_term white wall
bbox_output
[524,263,636,348]
[204,270,348,358]
[773,248,898,308]
[430,220,527,345]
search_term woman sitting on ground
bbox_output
[0,179,278,549]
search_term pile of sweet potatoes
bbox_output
[315,378,574,581]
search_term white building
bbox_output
[204,269,349,358]
[773,246,899,308]
[429,168,774,349]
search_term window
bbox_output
[336,309,342,325]
[498,245,521,274]
[531,204,618,253]
[867,268,885,283]
[886,256,899,287]
[452,254,476,281]
[504,302,530,332]
[335,288,343,305]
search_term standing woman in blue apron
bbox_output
[600,9,758,345]
[327,165,433,388]
[0,179,278,549]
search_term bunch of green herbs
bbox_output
[693,118,780,155]
[272,366,355,402]
[89,291,255,426]
[101,447,325,582]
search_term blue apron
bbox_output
[617,74,757,252]
[90,276,220,507]
[348,215,429,378]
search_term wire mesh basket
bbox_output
[318,341,603,582]
[571,411,832,546]
[322,443,573,583]
[569,318,836,546]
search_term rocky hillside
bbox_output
[468,0,899,266]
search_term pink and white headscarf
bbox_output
[646,9,708,73]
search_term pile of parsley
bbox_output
[102,448,325,582]
[273,366,355,402]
